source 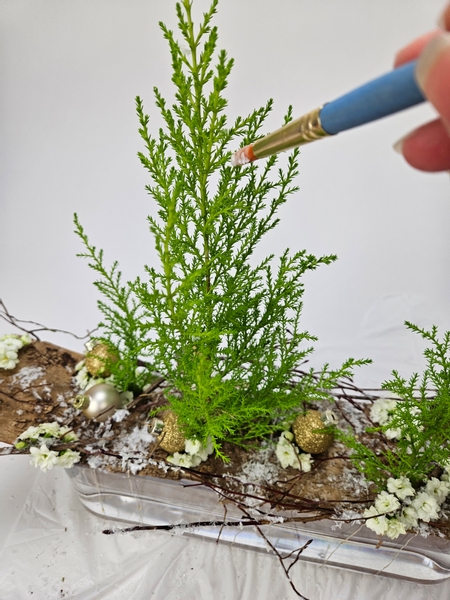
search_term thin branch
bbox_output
[238,504,312,600]
[0,298,97,341]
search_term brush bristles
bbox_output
[230,144,257,167]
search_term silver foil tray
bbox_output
[68,465,450,583]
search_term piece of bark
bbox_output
[0,341,84,444]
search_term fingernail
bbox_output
[416,33,450,90]
[393,138,405,155]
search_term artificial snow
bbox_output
[237,446,279,486]
[112,409,130,423]
[11,366,45,388]
[106,426,157,475]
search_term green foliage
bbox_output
[131,0,366,456]
[339,322,450,489]
[75,0,366,458]
[74,214,153,393]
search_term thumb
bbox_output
[394,33,450,172]
[415,33,450,134]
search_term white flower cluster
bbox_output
[167,438,214,468]
[28,444,81,471]
[17,422,78,443]
[370,393,403,439]
[0,333,32,370]
[15,422,81,472]
[370,393,424,444]
[275,431,313,472]
[74,359,116,391]
[74,360,138,406]
[364,473,450,539]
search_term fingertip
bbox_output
[394,30,442,68]
[396,120,450,172]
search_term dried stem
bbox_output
[0,298,97,341]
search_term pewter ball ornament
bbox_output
[84,343,118,377]
[292,410,334,454]
[73,383,122,422]
[157,410,186,454]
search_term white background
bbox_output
[1,0,449,386]
[1,1,449,598]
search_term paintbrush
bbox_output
[231,60,424,167]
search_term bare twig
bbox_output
[126,376,166,410]
[0,298,97,341]
[238,504,312,600]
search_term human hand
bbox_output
[393,4,450,172]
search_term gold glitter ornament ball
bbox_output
[85,343,118,377]
[292,410,334,454]
[158,411,186,454]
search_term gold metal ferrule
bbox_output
[73,394,89,410]
[252,106,330,159]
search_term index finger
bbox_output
[394,4,450,67]
[394,30,442,67]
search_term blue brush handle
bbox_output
[319,60,425,135]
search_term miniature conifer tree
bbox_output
[339,322,450,489]
[73,216,153,394]
[75,0,366,458]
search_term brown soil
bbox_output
[0,341,83,444]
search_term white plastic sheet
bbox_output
[2,457,450,600]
